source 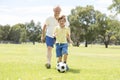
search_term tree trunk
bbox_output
[76,41,79,47]
[85,40,88,47]
[33,41,35,45]
[104,41,109,48]
[105,44,108,48]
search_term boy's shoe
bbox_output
[45,63,51,69]
[66,65,69,71]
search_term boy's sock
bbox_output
[63,61,69,71]
[57,61,61,63]
[64,61,66,63]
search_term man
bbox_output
[41,6,61,69]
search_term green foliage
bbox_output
[68,5,98,47]
[0,25,3,40]
[108,0,120,14]
[0,20,42,44]
[0,25,10,41]
[26,20,42,44]
[68,5,120,47]
[2,25,10,40]
[8,24,27,43]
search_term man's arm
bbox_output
[41,24,47,42]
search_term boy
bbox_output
[53,15,73,70]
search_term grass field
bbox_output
[0,43,120,80]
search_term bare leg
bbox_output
[63,54,68,63]
[63,54,69,71]
[58,56,62,63]
[47,46,52,64]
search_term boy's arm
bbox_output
[67,34,73,44]
[53,27,57,38]
[67,28,73,44]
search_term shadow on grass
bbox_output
[53,68,80,74]
[68,68,80,73]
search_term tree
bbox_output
[35,22,42,42]
[107,17,120,45]
[2,25,10,41]
[0,25,10,42]
[26,20,42,45]
[68,5,96,47]
[8,24,27,43]
[108,0,120,14]
[0,25,3,41]
[95,11,120,48]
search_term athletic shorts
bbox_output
[46,36,55,47]
[56,43,68,57]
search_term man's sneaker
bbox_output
[45,63,51,69]
[66,65,69,71]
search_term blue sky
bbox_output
[0,0,118,26]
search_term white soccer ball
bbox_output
[56,62,67,73]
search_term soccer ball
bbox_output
[56,62,67,73]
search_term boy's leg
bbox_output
[63,54,69,71]
[63,54,67,63]
[62,44,69,71]
[56,43,62,63]
[62,44,68,63]
[58,56,62,63]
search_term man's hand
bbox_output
[41,35,45,43]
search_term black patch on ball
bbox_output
[61,66,65,69]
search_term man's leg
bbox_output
[45,46,52,69]
[45,36,54,69]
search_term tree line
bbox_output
[0,20,42,45]
[67,0,120,48]
[68,5,120,48]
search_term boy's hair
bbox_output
[58,15,66,22]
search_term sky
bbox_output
[0,0,119,26]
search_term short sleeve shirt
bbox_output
[54,26,70,43]
[45,16,58,37]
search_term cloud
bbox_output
[0,5,73,26]
[1,0,119,26]
[0,6,53,25]
[93,0,112,15]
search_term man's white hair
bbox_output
[53,6,61,11]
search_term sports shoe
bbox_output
[66,65,69,71]
[45,63,51,69]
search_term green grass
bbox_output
[0,44,120,80]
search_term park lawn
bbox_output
[0,43,120,80]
